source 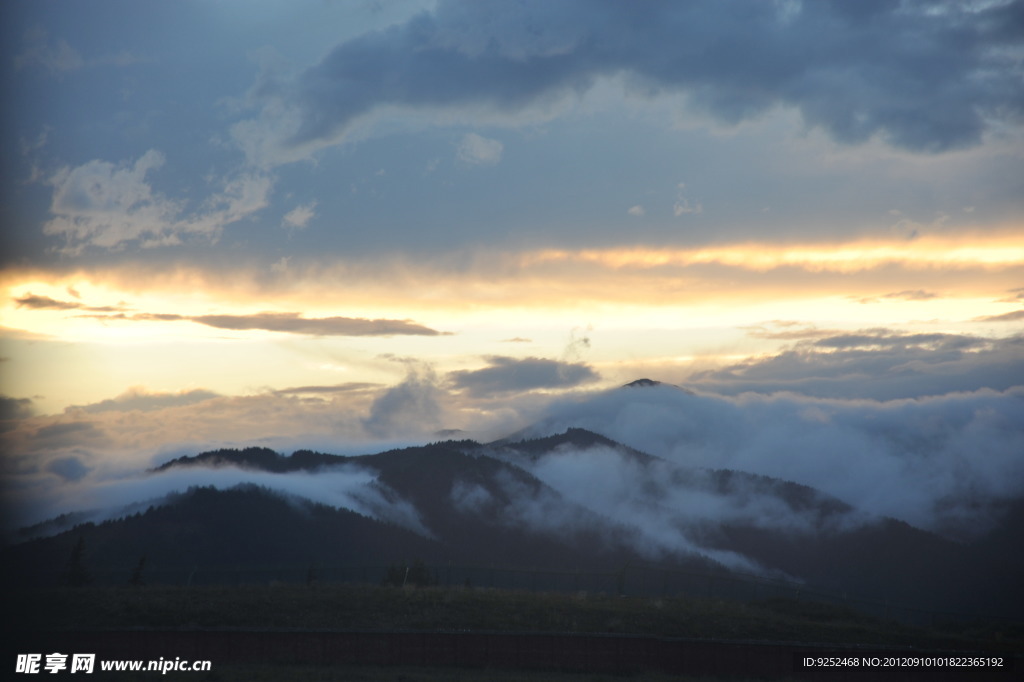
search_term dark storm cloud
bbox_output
[688,331,1024,400]
[448,356,600,397]
[278,0,1024,154]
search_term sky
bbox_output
[2,1,1023,532]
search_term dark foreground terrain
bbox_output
[10,583,1022,647]
[6,583,1021,681]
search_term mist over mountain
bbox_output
[5,0,1024,653]
[517,379,1024,541]
[5,387,1023,618]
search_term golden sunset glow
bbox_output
[2,0,1022,511]
[525,233,1024,272]
[5,5,1024,647]
[3,231,1021,419]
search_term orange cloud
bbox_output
[522,234,1024,272]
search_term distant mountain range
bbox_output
[5,381,1022,618]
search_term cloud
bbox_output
[974,309,1024,322]
[673,182,702,216]
[742,322,845,341]
[4,390,376,466]
[13,294,80,310]
[526,382,1024,540]
[688,330,1024,400]
[857,289,940,304]
[504,443,835,570]
[13,293,123,313]
[998,287,1024,303]
[12,463,433,540]
[19,297,449,337]
[273,383,381,397]
[0,385,417,529]
[15,28,84,75]
[627,205,645,217]
[282,201,317,230]
[518,233,1024,273]
[30,421,110,449]
[44,456,91,482]
[188,312,446,337]
[193,172,273,231]
[456,132,504,165]
[363,364,447,438]
[6,344,1022,548]
[68,388,222,415]
[11,233,1019,328]
[811,332,985,352]
[883,289,938,301]
[250,0,1023,158]
[43,151,273,252]
[15,27,141,76]
[0,396,35,422]
[43,151,182,251]
[447,356,600,397]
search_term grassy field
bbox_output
[12,582,1022,652]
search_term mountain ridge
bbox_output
[5,425,1022,618]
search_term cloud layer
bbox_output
[259,0,1024,160]
[13,293,446,337]
[448,356,600,397]
[690,330,1024,400]
[43,150,273,252]
[13,463,433,542]
[528,383,1024,540]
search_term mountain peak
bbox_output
[622,378,663,388]
[621,378,694,394]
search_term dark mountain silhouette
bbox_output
[623,378,665,388]
[2,484,446,587]
[151,446,345,474]
[488,427,660,465]
[621,378,694,394]
[4,426,1022,618]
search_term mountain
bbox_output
[484,429,1023,616]
[3,485,445,585]
[623,378,665,388]
[488,426,660,465]
[4,427,1022,618]
[150,445,347,474]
